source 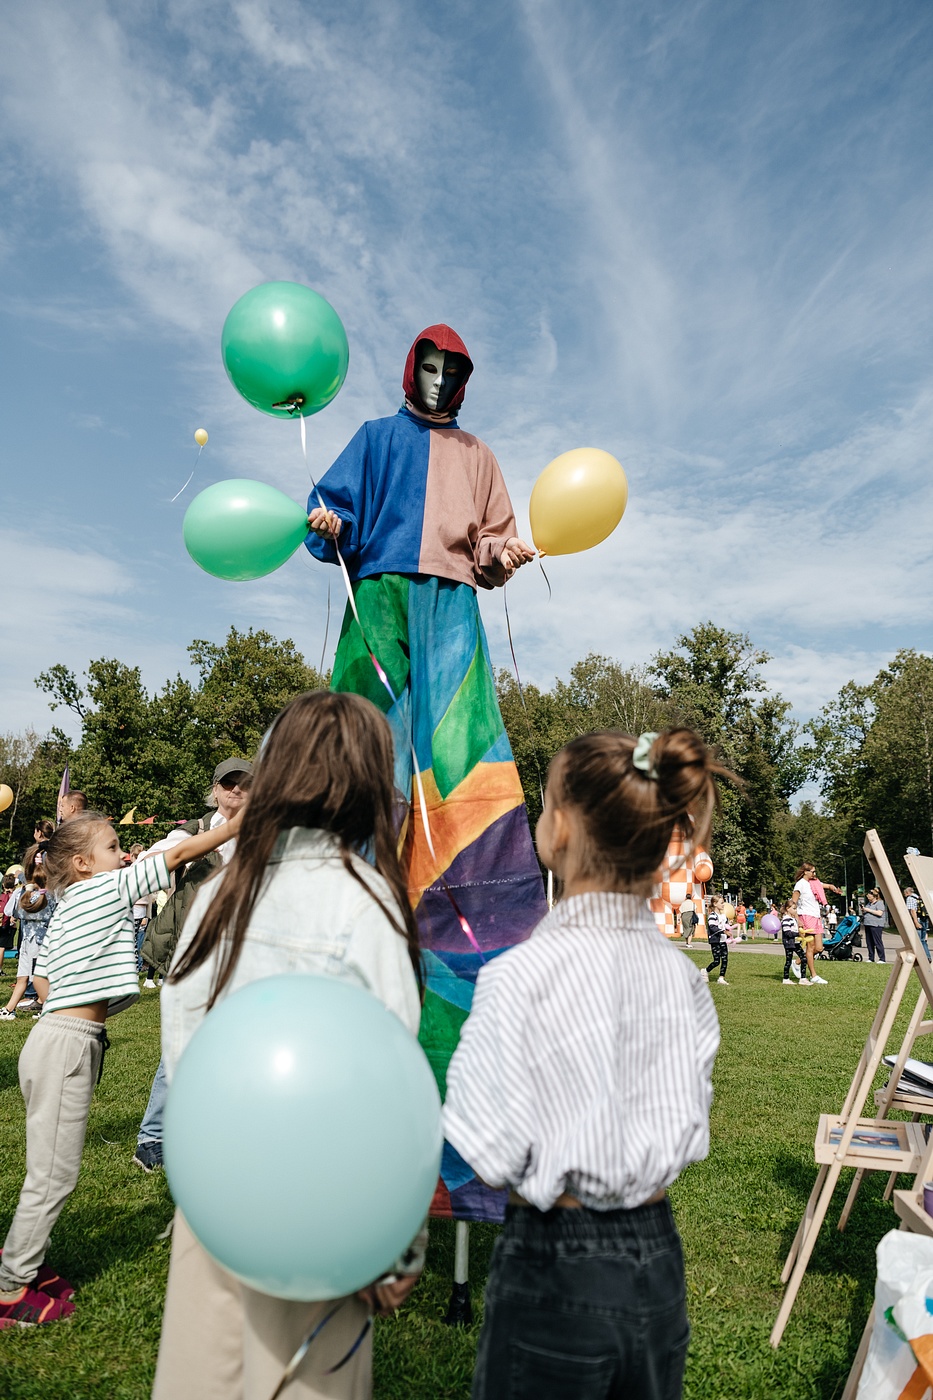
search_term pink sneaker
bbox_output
[0,1285,75,1327]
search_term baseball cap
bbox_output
[212,757,254,786]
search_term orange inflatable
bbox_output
[649,825,713,938]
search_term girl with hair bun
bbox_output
[444,727,737,1400]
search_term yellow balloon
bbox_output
[194,428,209,446]
[0,784,13,815]
[724,903,736,920]
[529,448,627,556]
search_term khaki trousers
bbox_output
[0,1014,104,1292]
[153,1214,372,1400]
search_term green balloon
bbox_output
[221,282,349,419]
[183,480,310,581]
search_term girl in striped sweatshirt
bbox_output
[0,811,235,1327]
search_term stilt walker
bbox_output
[305,328,548,1311]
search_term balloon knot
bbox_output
[272,394,306,416]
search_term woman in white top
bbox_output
[152,690,425,1400]
[790,862,842,984]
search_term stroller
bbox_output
[816,913,862,962]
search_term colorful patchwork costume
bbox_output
[306,326,547,1222]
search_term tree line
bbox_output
[1,622,930,901]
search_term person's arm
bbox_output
[163,811,243,874]
[474,451,535,586]
[33,975,49,1003]
[303,426,368,564]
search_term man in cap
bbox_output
[132,758,252,1172]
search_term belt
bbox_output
[508,1188,667,1210]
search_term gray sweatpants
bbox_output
[0,1014,105,1292]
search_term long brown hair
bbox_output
[551,728,737,883]
[170,690,422,1006]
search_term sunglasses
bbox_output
[217,774,251,791]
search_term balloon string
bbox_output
[503,583,554,909]
[537,556,552,600]
[170,445,203,503]
[298,417,485,959]
[318,580,331,678]
[268,1301,369,1399]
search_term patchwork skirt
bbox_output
[331,573,547,1222]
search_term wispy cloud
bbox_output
[1,0,931,740]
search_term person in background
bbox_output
[1,872,19,972]
[703,894,730,986]
[904,885,931,962]
[862,888,887,963]
[790,864,841,975]
[746,904,756,936]
[780,900,809,986]
[735,899,747,937]
[0,848,57,1020]
[132,758,253,1173]
[127,845,149,972]
[827,905,838,936]
[33,820,55,852]
[58,792,88,823]
[678,896,698,945]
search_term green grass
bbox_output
[0,956,916,1397]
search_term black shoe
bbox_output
[132,1141,163,1173]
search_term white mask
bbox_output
[415,342,466,413]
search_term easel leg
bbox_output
[771,1163,843,1347]
[781,1165,828,1284]
[838,1168,864,1232]
[443,1221,472,1326]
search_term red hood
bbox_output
[403,324,473,416]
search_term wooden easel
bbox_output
[839,852,933,1399]
[770,830,933,1350]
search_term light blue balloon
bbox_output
[163,975,442,1300]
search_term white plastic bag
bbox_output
[857,1230,933,1399]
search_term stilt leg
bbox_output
[443,1222,473,1326]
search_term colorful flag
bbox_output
[119,808,136,825]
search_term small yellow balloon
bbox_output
[194,428,209,447]
[724,903,736,920]
[0,784,13,815]
[529,448,627,556]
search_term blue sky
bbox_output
[2,0,932,744]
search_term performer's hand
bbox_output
[500,537,536,575]
[356,1272,420,1316]
[308,507,342,540]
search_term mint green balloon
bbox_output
[183,480,309,581]
[221,282,349,419]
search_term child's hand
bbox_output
[308,507,342,540]
[499,537,536,575]
[356,1273,420,1316]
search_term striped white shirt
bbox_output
[36,855,171,1015]
[442,891,720,1211]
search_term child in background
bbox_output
[780,900,809,986]
[0,847,56,1020]
[0,810,238,1327]
[0,872,18,968]
[704,894,730,985]
[153,691,425,1400]
[443,728,732,1400]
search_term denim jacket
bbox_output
[161,827,421,1074]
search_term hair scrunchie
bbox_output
[632,731,659,780]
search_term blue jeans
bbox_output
[137,1055,167,1146]
[472,1199,689,1399]
[920,921,932,963]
